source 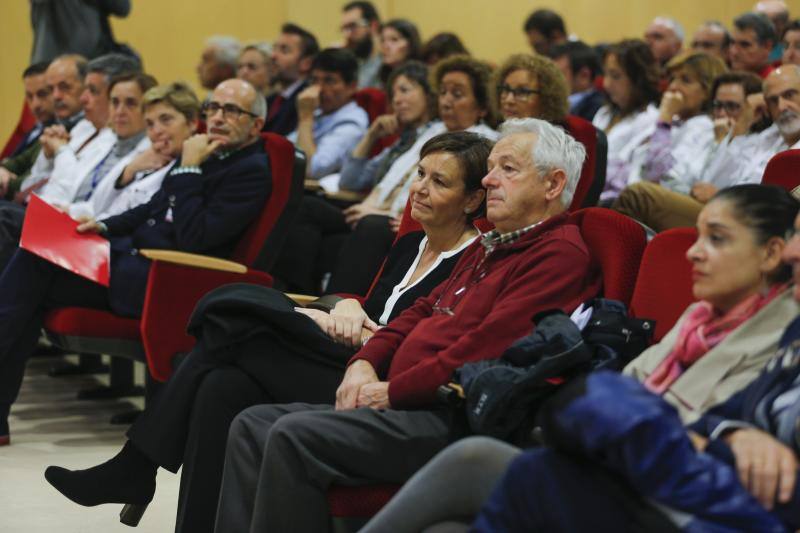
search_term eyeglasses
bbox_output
[498,85,541,101]
[711,100,743,114]
[201,101,258,120]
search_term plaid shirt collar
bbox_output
[480,221,542,255]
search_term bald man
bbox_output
[0,79,271,435]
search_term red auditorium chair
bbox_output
[354,88,388,123]
[761,149,800,195]
[43,132,306,383]
[629,227,697,342]
[1,102,37,158]
[563,115,601,211]
[325,208,648,522]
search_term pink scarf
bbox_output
[644,283,788,395]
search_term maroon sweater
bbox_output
[351,213,603,408]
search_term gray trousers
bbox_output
[215,402,457,533]
[360,436,521,533]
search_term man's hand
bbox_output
[690,182,718,204]
[725,428,798,510]
[658,91,684,122]
[367,114,400,140]
[731,93,763,137]
[0,167,17,198]
[328,299,379,348]
[40,125,70,158]
[713,117,733,142]
[356,381,391,409]
[343,202,389,227]
[76,217,104,234]
[120,147,173,186]
[297,85,321,120]
[335,359,379,410]
[181,134,222,167]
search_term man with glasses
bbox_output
[290,48,368,179]
[340,1,382,89]
[264,23,319,136]
[215,119,603,532]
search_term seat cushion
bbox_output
[44,307,141,340]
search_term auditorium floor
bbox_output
[0,355,179,533]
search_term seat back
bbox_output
[1,101,37,158]
[581,127,607,207]
[563,115,598,211]
[762,149,800,196]
[354,88,388,123]
[629,227,697,342]
[231,132,306,272]
[568,208,647,306]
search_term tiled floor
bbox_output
[0,355,179,533]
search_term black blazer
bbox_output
[263,80,309,136]
[101,141,271,316]
[570,89,605,122]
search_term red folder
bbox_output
[19,194,110,286]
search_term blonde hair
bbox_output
[143,82,201,122]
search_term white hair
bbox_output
[206,35,242,68]
[242,41,273,62]
[653,16,685,42]
[251,92,267,120]
[499,118,586,208]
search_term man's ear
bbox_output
[298,56,313,76]
[544,169,568,202]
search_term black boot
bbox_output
[45,441,157,526]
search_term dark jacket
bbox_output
[101,140,271,316]
[263,80,309,136]
[570,89,605,122]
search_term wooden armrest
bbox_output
[324,190,367,202]
[285,292,319,306]
[304,179,322,191]
[139,249,247,274]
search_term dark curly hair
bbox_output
[432,54,496,127]
[493,54,568,123]
[604,39,660,115]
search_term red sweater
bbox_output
[351,213,603,408]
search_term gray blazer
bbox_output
[624,289,800,424]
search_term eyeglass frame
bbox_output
[201,101,259,121]
[498,84,542,101]
[711,100,743,114]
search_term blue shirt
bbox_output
[288,100,369,179]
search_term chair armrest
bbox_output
[304,179,322,191]
[324,190,367,203]
[139,259,273,381]
[286,293,319,307]
[139,249,247,273]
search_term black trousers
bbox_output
[126,322,354,533]
[0,248,111,413]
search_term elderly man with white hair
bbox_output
[197,35,241,92]
[213,120,603,533]
[645,16,685,66]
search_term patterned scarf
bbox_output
[645,283,788,395]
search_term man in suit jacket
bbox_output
[263,23,319,136]
[0,78,270,432]
[550,41,605,122]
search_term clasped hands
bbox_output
[334,359,390,411]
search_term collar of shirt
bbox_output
[59,111,85,131]
[481,220,543,254]
[281,78,306,98]
[568,89,593,108]
[114,131,146,157]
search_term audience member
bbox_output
[421,32,469,65]
[614,70,762,232]
[264,23,319,136]
[690,21,732,61]
[29,0,132,63]
[549,41,604,121]
[523,9,567,56]
[378,19,422,86]
[0,55,87,199]
[494,54,569,123]
[213,118,601,533]
[341,1,383,88]
[360,183,800,533]
[592,40,660,203]
[236,42,273,96]
[644,16,685,66]
[755,0,791,62]
[290,48,368,179]
[196,36,241,92]
[69,81,200,221]
[0,78,270,447]
[730,13,777,78]
[471,187,800,533]
[4,63,55,159]
[45,131,493,533]
[783,19,800,65]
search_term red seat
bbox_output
[325,207,647,519]
[44,132,306,381]
[354,88,388,123]
[563,115,599,211]
[1,101,37,158]
[761,149,800,195]
[630,227,697,342]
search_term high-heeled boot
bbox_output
[45,440,157,526]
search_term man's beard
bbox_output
[352,35,373,59]
[776,110,800,139]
